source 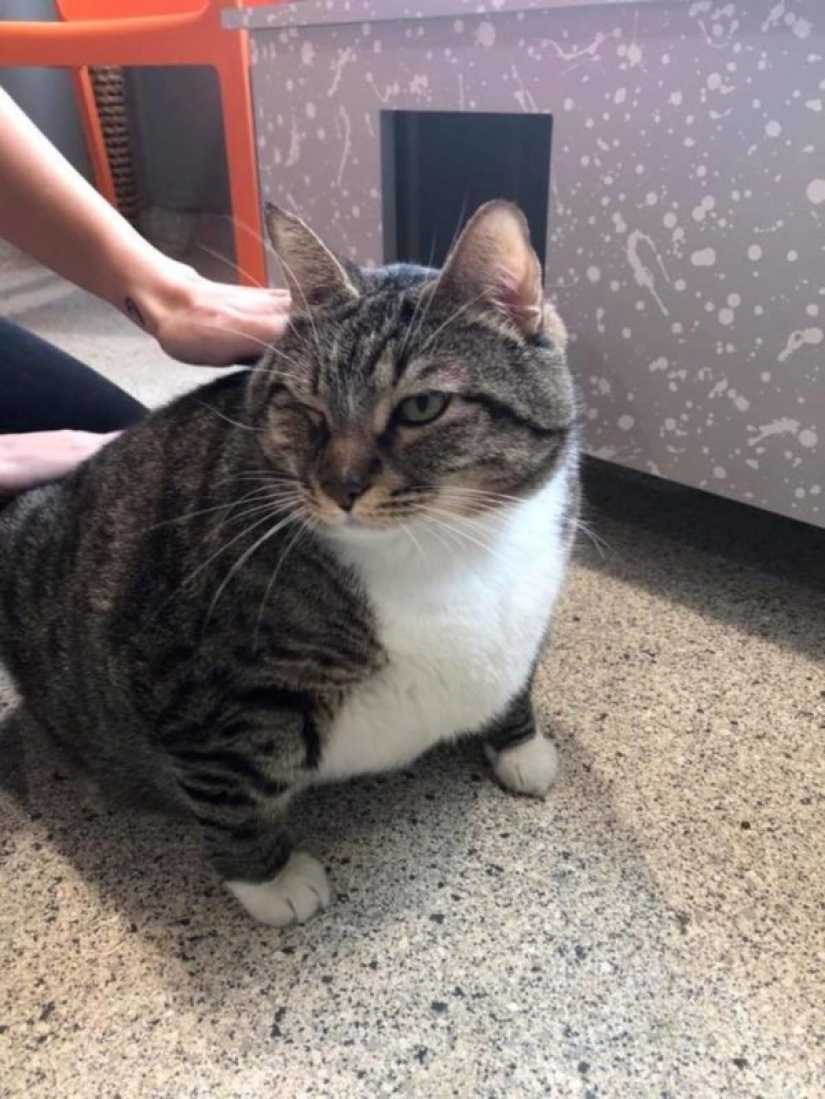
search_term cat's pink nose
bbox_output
[322,476,368,512]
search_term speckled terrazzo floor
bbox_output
[1,257,824,1098]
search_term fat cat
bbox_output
[0,201,580,925]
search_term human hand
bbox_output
[132,258,291,367]
[0,90,290,368]
[0,430,119,496]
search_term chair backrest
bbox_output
[55,1,209,20]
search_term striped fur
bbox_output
[0,202,580,924]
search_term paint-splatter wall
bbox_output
[232,0,824,526]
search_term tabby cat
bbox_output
[0,201,579,925]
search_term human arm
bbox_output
[0,87,289,365]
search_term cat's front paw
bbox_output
[486,734,559,798]
[226,851,332,926]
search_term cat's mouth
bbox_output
[309,484,516,538]
[336,512,375,531]
[314,501,415,534]
[306,479,433,532]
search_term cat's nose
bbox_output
[322,476,369,512]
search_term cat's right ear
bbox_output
[265,205,359,312]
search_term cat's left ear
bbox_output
[265,204,359,312]
[432,200,556,339]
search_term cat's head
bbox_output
[248,200,576,536]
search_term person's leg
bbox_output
[0,317,146,434]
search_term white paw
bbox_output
[486,734,559,798]
[226,851,331,926]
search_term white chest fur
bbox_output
[315,468,572,784]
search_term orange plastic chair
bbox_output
[0,1,285,287]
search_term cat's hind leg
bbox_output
[484,686,559,799]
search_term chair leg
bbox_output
[217,51,268,288]
[71,67,118,209]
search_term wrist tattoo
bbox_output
[124,296,145,329]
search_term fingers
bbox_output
[224,287,291,317]
[237,310,291,342]
[0,429,118,495]
[151,274,293,366]
[208,283,289,305]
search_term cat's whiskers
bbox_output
[398,521,427,566]
[372,496,426,516]
[216,494,306,534]
[448,487,605,556]
[187,324,303,388]
[189,325,310,390]
[437,502,511,533]
[436,492,520,530]
[247,367,304,389]
[419,520,457,559]
[215,487,306,522]
[148,484,291,530]
[441,485,527,506]
[427,504,502,536]
[192,319,279,355]
[153,495,301,622]
[420,514,465,559]
[424,506,513,568]
[205,498,307,624]
[574,516,610,559]
[213,472,302,491]
[371,487,516,532]
[252,510,314,649]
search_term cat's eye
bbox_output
[396,392,451,426]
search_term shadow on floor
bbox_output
[2,461,821,1024]
[576,459,825,662]
[1,705,672,1022]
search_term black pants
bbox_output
[0,316,146,434]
